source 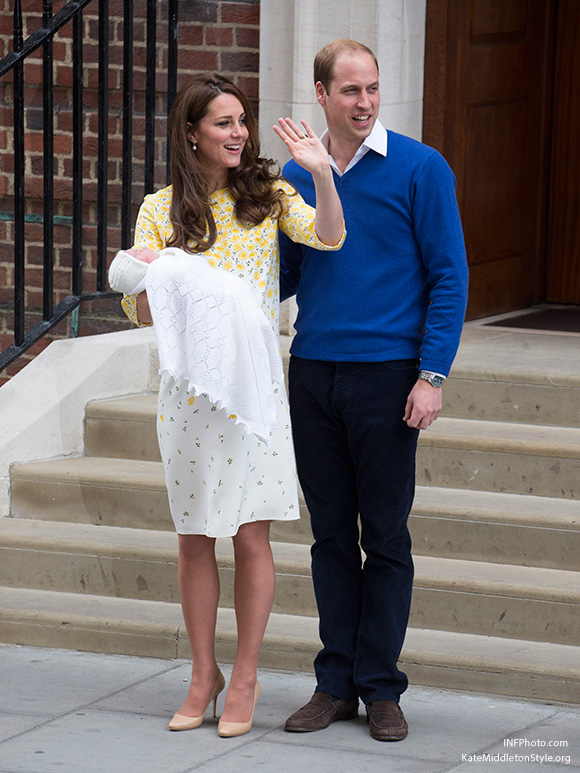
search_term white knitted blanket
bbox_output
[145,248,284,444]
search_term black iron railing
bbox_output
[0,0,178,372]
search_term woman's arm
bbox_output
[273,118,343,246]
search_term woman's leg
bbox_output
[221,520,275,721]
[176,533,221,716]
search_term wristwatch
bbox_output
[418,370,445,388]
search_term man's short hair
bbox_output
[314,39,379,91]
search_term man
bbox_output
[280,40,468,741]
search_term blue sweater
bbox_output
[280,131,469,376]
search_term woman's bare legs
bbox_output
[220,520,275,722]
[176,533,222,716]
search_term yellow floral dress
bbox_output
[122,181,345,537]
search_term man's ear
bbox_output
[315,81,327,108]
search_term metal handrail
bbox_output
[0,0,93,76]
[0,0,178,373]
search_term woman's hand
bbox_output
[273,118,331,178]
[273,117,344,247]
[136,290,152,325]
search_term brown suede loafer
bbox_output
[366,700,408,741]
[285,692,359,732]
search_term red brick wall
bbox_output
[0,0,260,385]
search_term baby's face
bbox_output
[126,247,159,263]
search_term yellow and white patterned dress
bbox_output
[122,181,344,537]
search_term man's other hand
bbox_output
[403,379,442,429]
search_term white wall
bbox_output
[0,328,159,517]
[259,0,427,332]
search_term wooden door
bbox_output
[545,0,580,303]
[423,0,555,319]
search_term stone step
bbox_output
[0,520,315,618]
[84,359,580,468]
[443,372,580,428]
[446,328,580,429]
[86,388,580,472]
[273,486,580,571]
[85,393,161,462]
[412,555,580,646]
[2,519,579,645]
[10,457,173,531]
[11,458,580,570]
[86,395,580,499]
[417,417,580,498]
[410,486,580,571]
[9,455,311,532]
[0,584,578,703]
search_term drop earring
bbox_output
[192,141,197,151]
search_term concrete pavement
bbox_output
[0,644,578,773]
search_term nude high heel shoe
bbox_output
[168,669,226,731]
[218,682,260,738]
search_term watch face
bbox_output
[420,372,443,387]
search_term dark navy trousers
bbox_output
[288,356,420,704]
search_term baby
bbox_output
[108,247,160,295]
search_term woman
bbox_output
[115,73,344,737]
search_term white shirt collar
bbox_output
[321,120,388,176]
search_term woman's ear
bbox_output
[186,122,196,144]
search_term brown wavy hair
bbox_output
[166,73,287,253]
